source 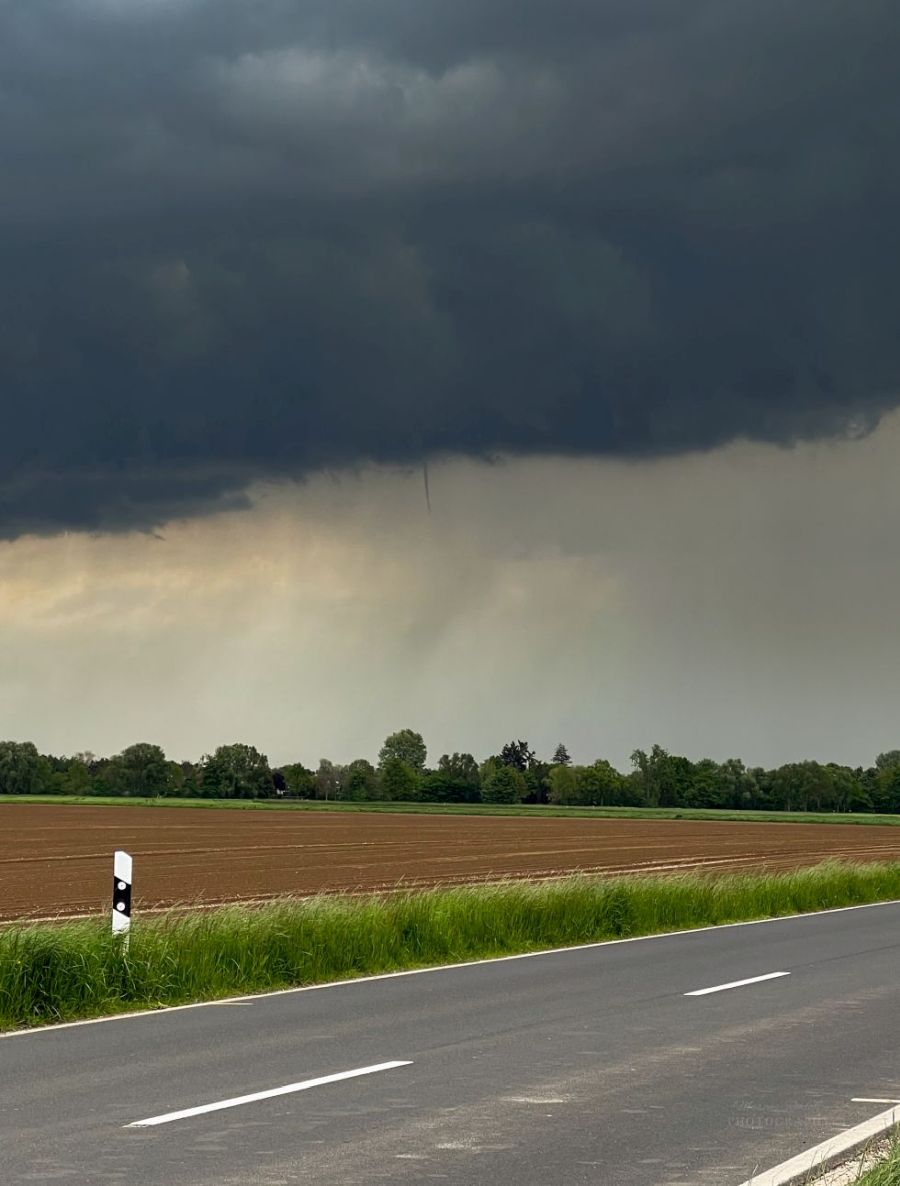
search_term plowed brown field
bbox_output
[3,803,900,922]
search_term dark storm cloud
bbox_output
[1,0,899,536]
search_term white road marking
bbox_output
[4,897,899,1041]
[126,1060,412,1128]
[851,1097,900,1104]
[735,1103,900,1186]
[685,971,790,996]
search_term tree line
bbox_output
[2,732,900,814]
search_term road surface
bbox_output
[2,901,900,1184]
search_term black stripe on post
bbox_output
[112,850,133,937]
[113,879,132,918]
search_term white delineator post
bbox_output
[113,850,133,944]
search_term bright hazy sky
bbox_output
[3,413,899,769]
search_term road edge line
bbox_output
[737,1104,900,1186]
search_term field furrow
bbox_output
[4,803,900,922]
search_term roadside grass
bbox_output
[811,1135,900,1184]
[851,1139,900,1185]
[2,860,900,1032]
[2,795,899,827]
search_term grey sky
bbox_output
[1,1,898,768]
[1,1,899,535]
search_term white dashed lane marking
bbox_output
[126,1061,413,1128]
[684,971,790,997]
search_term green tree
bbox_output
[164,761,186,797]
[482,763,526,804]
[875,763,900,813]
[720,759,759,809]
[183,760,202,796]
[630,748,654,806]
[54,754,93,796]
[0,741,53,795]
[378,729,427,772]
[552,743,572,766]
[314,759,344,801]
[345,758,379,801]
[579,760,626,806]
[683,759,726,809]
[425,753,481,802]
[280,762,316,798]
[437,752,480,786]
[379,757,420,801]
[630,745,688,807]
[827,764,866,812]
[622,769,650,806]
[523,760,551,804]
[105,742,170,797]
[547,761,625,806]
[804,761,835,811]
[751,766,777,810]
[201,743,272,799]
[499,739,535,772]
[547,764,579,804]
[769,762,828,812]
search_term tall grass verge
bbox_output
[852,1138,900,1185]
[2,861,899,1032]
[816,1134,900,1185]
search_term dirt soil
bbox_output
[3,803,900,922]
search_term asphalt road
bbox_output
[3,902,900,1185]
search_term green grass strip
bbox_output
[3,794,900,826]
[2,861,900,1033]
[841,1137,900,1185]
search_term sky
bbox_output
[1,1,899,769]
